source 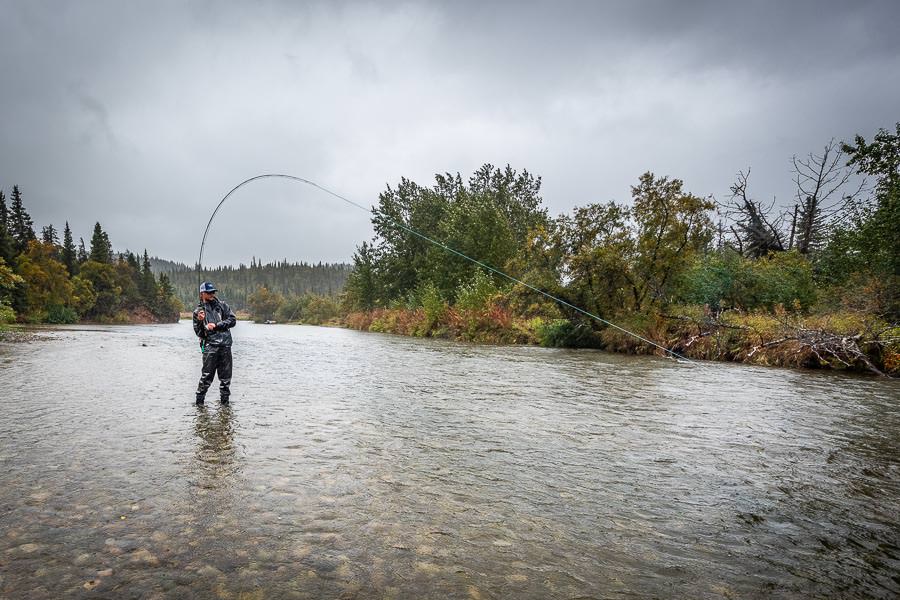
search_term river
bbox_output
[1,321,898,599]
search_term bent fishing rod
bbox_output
[196,174,695,364]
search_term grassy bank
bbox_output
[343,303,899,376]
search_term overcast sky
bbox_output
[1,0,898,267]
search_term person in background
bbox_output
[192,281,237,405]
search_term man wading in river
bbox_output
[193,282,237,405]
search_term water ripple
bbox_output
[1,322,898,598]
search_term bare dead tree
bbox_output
[718,168,786,257]
[791,139,867,254]
[747,321,893,377]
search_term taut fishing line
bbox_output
[197,174,695,364]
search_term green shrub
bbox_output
[303,295,341,325]
[534,318,597,347]
[412,281,447,333]
[677,250,816,311]
[0,302,16,325]
[747,251,816,310]
[46,304,78,324]
[455,270,500,312]
[275,295,308,322]
[676,249,745,309]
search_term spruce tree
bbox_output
[126,251,142,292]
[103,231,113,261]
[62,222,77,275]
[41,224,59,246]
[89,222,111,263]
[9,185,36,254]
[0,190,13,263]
[77,237,88,264]
[125,251,140,273]
[156,272,177,319]
[140,249,156,302]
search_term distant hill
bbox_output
[151,257,352,310]
[149,257,193,274]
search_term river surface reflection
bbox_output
[1,322,898,598]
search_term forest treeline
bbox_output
[153,257,352,312]
[3,123,897,375]
[340,125,899,375]
[0,191,181,324]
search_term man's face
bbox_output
[200,291,215,302]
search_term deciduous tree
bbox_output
[15,241,74,321]
[630,172,715,309]
[247,286,283,321]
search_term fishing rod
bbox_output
[196,174,695,363]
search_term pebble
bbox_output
[150,531,168,543]
[197,564,223,578]
[415,561,441,574]
[159,578,177,591]
[130,548,160,566]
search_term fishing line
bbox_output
[197,174,695,364]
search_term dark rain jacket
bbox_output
[192,297,237,347]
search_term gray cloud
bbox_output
[1,0,898,266]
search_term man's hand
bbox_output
[206,322,216,331]
[196,309,205,321]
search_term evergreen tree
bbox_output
[0,190,14,263]
[77,237,88,264]
[61,222,77,275]
[344,242,380,310]
[154,272,181,320]
[8,185,36,254]
[125,251,142,296]
[103,231,113,261]
[89,222,111,263]
[41,224,60,246]
[139,249,156,302]
[125,251,140,277]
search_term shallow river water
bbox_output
[1,322,898,599]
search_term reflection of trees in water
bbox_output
[192,405,239,488]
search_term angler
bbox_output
[193,281,237,405]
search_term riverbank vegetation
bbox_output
[4,124,897,377]
[340,125,900,376]
[0,190,181,325]
[245,286,342,325]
